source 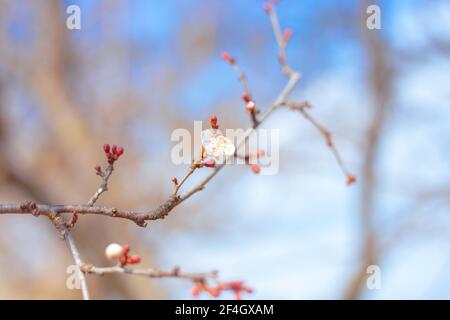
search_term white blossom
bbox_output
[201,129,235,162]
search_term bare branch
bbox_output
[88,164,115,206]
[82,264,217,283]
[284,101,356,182]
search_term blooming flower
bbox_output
[201,129,235,163]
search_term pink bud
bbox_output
[210,115,218,129]
[127,255,141,264]
[283,28,293,43]
[256,150,265,158]
[207,288,220,298]
[191,283,203,297]
[116,147,124,157]
[250,164,261,174]
[242,93,252,103]
[221,51,235,64]
[204,159,216,168]
[346,175,356,186]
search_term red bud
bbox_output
[116,147,124,157]
[206,288,220,298]
[242,93,252,103]
[210,115,218,129]
[127,255,141,264]
[221,51,235,64]
[283,28,293,43]
[346,175,356,186]
[204,159,216,168]
[103,144,110,154]
[191,283,203,297]
[256,150,265,158]
[250,164,261,174]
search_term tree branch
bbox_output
[82,264,217,283]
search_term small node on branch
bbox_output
[346,175,357,186]
[94,165,104,177]
[66,211,79,230]
[283,28,293,43]
[263,2,272,13]
[221,51,236,65]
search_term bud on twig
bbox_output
[210,115,219,129]
[204,159,216,168]
[250,164,261,174]
[283,28,293,43]
[346,175,356,186]
[221,51,236,65]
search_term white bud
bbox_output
[105,243,124,260]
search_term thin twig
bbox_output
[82,264,218,283]
[88,164,114,206]
[172,166,196,196]
[284,101,354,179]
[267,3,295,77]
